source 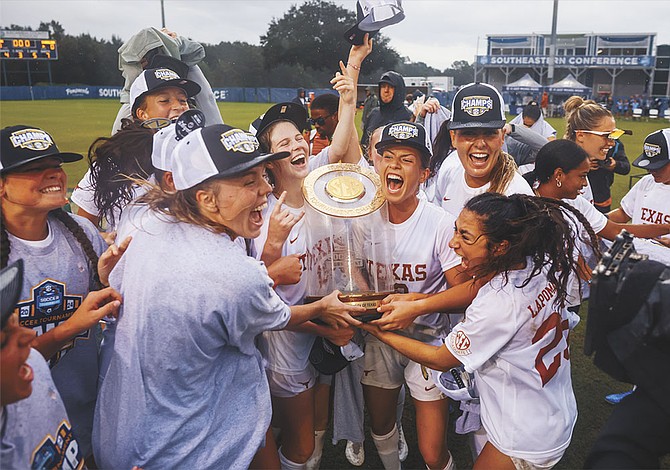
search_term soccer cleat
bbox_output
[345,440,365,467]
[605,386,636,405]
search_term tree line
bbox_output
[1,1,474,88]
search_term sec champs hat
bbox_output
[0,259,23,330]
[449,82,506,130]
[375,121,433,166]
[171,124,289,190]
[130,67,201,115]
[1,125,82,174]
[633,128,670,170]
[309,337,364,375]
[151,110,206,172]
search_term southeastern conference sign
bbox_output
[477,55,654,69]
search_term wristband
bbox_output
[347,63,361,71]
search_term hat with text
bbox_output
[375,121,432,166]
[449,82,506,130]
[171,124,289,190]
[344,0,405,45]
[0,259,23,330]
[309,337,365,375]
[130,67,201,116]
[254,102,308,143]
[1,125,82,174]
[151,110,206,172]
[632,128,670,170]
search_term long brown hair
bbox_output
[138,178,236,238]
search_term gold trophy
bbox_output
[303,163,394,320]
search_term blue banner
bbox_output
[477,55,654,69]
[1,86,340,102]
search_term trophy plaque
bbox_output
[303,163,395,319]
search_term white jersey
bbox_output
[563,195,608,302]
[620,174,670,238]
[387,198,461,331]
[429,153,534,218]
[444,261,578,465]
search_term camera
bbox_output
[585,230,670,390]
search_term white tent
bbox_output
[503,73,543,92]
[547,74,592,95]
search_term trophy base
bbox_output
[305,291,394,322]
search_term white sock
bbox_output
[425,450,455,470]
[372,424,401,470]
[306,429,326,470]
[279,447,307,470]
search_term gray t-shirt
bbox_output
[1,349,84,470]
[9,212,106,458]
[93,213,291,469]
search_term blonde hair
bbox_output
[488,152,519,194]
[139,179,236,238]
[563,96,613,141]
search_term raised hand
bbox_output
[98,235,132,286]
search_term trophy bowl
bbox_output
[303,163,395,320]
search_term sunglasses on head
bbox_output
[308,114,333,127]
[141,117,175,130]
[577,129,626,140]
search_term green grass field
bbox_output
[1,100,668,469]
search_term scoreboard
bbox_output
[0,38,58,60]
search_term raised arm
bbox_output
[327,35,373,164]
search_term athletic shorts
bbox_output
[361,325,446,402]
[510,455,562,470]
[267,365,317,398]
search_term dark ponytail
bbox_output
[463,193,600,308]
[51,210,103,290]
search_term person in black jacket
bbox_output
[361,70,412,150]
[588,139,631,213]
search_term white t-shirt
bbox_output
[429,153,534,218]
[387,198,461,331]
[444,261,578,465]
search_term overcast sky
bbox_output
[1,0,669,70]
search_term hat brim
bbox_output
[375,139,431,163]
[632,153,669,170]
[256,103,308,138]
[0,151,82,174]
[132,78,202,114]
[449,120,506,130]
[214,151,290,180]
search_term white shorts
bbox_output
[267,365,317,398]
[510,455,562,470]
[361,327,446,402]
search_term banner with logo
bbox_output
[477,55,654,69]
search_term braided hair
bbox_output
[88,119,155,226]
[0,207,102,290]
[463,192,601,308]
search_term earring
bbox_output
[556,178,562,188]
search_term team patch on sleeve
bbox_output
[449,330,472,356]
[31,420,84,470]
